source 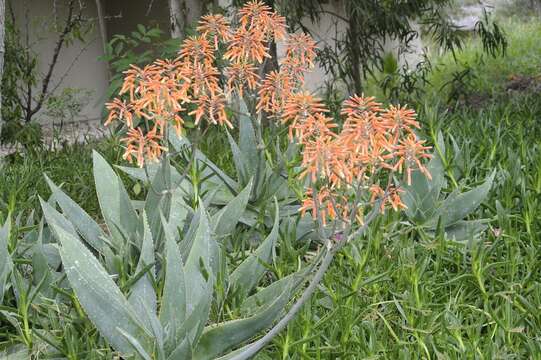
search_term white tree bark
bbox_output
[168,0,185,39]
[0,0,5,135]
[95,0,110,78]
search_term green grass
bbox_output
[0,137,127,223]
[427,17,541,100]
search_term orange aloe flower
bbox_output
[197,14,232,49]
[105,98,133,127]
[300,187,349,226]
[179,36,215,65]
[284,33,318,69]
[189,92,231,128]
[186,62,220,97]
[381,104,420,138]
[282,92,329,128]
[225,61,260,97]
[263,12,287,40]
[290,112,338,142]
[393,133,432,185]
[122,127,167,167]
[341,95,383,118]
[224,27,270,64]
[388,187,407,211]
[257,70,295,114]
[300,135,345,183]
[238,0,272,28]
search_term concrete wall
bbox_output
[10,0,422,126]
[11,0,108,124]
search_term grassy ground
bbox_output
[257,93,541,358]
[257,17,541,358]
[428,17,541,102]
[0,138,126,224]
[2,13,541,360]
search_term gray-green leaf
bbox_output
[128,212,157,322]
[93,151,139,248]
[53,225,151,355]
[160,227,187,354]
[431,171,495,228]
[45,175,107,253]
[195,283,291,360]
[212,180,253,238]
[229,201,279,299]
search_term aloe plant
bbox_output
[401,133,496,241]
[116,101,315,244]
[34,151,307,359]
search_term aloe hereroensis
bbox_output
[97,0,433,358]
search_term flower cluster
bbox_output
[295,95,432,225]
[106,1,311,167]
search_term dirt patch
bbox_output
[505,74,541,93]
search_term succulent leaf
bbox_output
[128,212,157,322]
[229,200,279,299]
[52,224,152,355]
[93,151,139,248]
[160,226,187,353]
[45,175,108,253]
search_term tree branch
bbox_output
[25,0,81,122]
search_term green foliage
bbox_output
[281,0,506,95]
[428,18,541,103]
[401,133,495,241]
[0,140,308,358]
[0,137,124,221]
[99,25,180,104]
[0,15,38,146]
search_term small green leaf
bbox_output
[0,218,13,304]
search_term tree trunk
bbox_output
[168,0,185,39]
[95,0,110,78]
[347,12,363,95]
[0,0,5,136]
